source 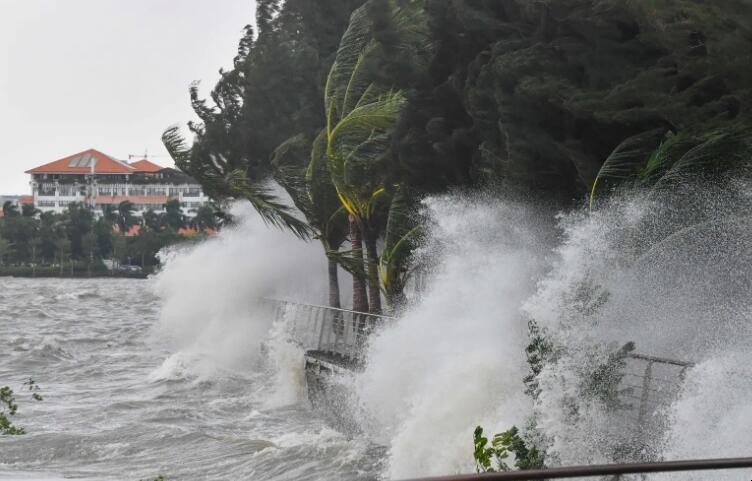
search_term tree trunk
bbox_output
[387,279,407,317]
[327,256,341,309]
[349,215,369,313]
[363,226,382,315]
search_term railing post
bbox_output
[637,361,653,426]
[315,307,325,352]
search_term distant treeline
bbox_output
[0,200,222,277]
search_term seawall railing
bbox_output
[261,299,694,408]
[261,298,393,367]
[259,300,749,479]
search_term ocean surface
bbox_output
[0,277,382,481]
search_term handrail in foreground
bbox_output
[399,457,752,480]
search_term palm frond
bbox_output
[223,170,312,239]
[329,91,407,145]
[164,125,311,239]
[325,4,374,114]
[162,125,193,171]
[590,128,667,209]
[327,248,367,279]
[654,126,752,188]
[379,186,423,296]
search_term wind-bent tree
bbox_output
[162,125,311,239]
[590,124,752,207]
[379,185,423,314]
[320,0,432,313]
[271,132,351,308]
[162,0,365,306]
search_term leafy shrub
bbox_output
[0,386,25,435]
[473,425,544,473]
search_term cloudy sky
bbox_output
[0,0,254,194]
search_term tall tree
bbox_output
[164,199,186,231]
[320,0,432,313]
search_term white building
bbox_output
[26,148,210,217]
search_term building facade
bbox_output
[26,149,210,217]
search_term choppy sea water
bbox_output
[0,277,381,481]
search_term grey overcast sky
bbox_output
[0,0,255,195]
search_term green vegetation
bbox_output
[0,200,222,277]
[473,425,544,473]
[162,0,752,315]
[1,381,43,435]
[154,0,752,472]
[0,386,24,435]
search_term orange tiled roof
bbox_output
[19,195,34,204]
[26,149,135,175]
[130,159,163,173]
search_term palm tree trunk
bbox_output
[327,256,341,309]
[386,279,407,316]
[349,215,368,313]
[363,226,382,315]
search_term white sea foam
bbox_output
[152,201,325,377]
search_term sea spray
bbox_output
[152,202,326,379]
[352,194,555,478]
[659,349,752,481]
[149,183,752,479]
[525,182,752,467]
[351,183,752,478]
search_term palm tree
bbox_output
[116,201,137,234]
[162,126,311,239]
[590,124,752,208]
[379,185,423,314]
[319,0,431,313]
[272,132,351,308]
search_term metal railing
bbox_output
[604,353,695,461]
[262,298,393,364]
[258,300,748,480]
[399,457,752,480]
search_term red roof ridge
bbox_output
[26,149,135,175]
[130,158,163,173]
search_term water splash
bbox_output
[352,194,554,478]
[149,182,752,479]
[351,182,752,478]
[152,201,326,378]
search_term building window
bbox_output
[39,184,56,196]
[38,200,56,207]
